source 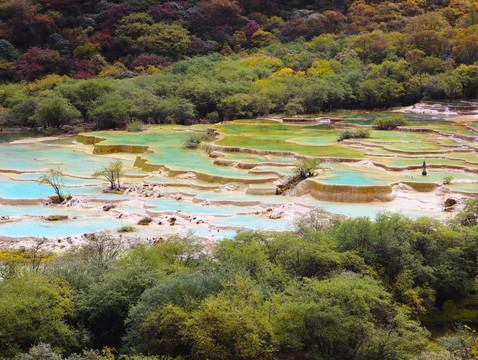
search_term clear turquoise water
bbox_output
[0,206,58,216]
[0,142,128,176]
[0,122,465,239]
[94,130,276,180]
[318,169,383,186]
[14,173,106,186]
[446,184,478,193]
[0,218,124,237]
[0,179,101,199]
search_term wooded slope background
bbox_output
[1,0,478,81]
[2,0,478,128]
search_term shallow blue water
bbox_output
[0,206,58,216]
[0,179,101,199]
[15,173,106,186]
[319,169,380,186]
[0,142,132,176]
[0,218,124,237]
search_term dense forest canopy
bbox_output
[2,0,478,80]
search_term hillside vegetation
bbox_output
[1,0,478,129]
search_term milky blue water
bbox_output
[318,169,382,186]
[0,218,124,237]
[14,173,105,186]
[0,179,101,199]
[0,206,58,216]
[0,143,126,176]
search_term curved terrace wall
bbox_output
[294,179,395,203]
[373,162,478,173]
[77,134,150,154]
[397,127,478,142]
[133,156,278,185]
[202,142,361,163]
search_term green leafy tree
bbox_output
[58,79,116,117]
[0,274,74,358]
[373,115,408,130]
[294,158,321,180]
[73,42,101,59]
[115,13,154,40]
[88,94,130,129]
[273,273,429,360]
[137,23,190,60]
[33,94,80,129]
[74,264,154,349]
[123,270,223,354]
[157,97,196,125]
[357,78,404,108]
[137,276,277,360]
[218,95,248,120]
[185,277,276,360]
[8,96,37,127]
[455,198,478,227]
[115,86,161,123]
[284,98,305,116]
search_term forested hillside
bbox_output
[1,0,478,129]
[1,0,478,81]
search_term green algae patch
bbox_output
[368,131,428,141]
[212,120,365,158]
[93,144,150,155]
[213,135,365,158]
[76,134,105,145]
[401,182,440,192]
[446,183,478,194]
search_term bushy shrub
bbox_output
[138,217,152,225]
[373,116,408,130]
[46,215,68,221]
[126,120,145,132]
[183,129,216,149]
[455,198,478,226]
[118,226,134,233]
[337,128,370,141]
[293,158,321,180]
